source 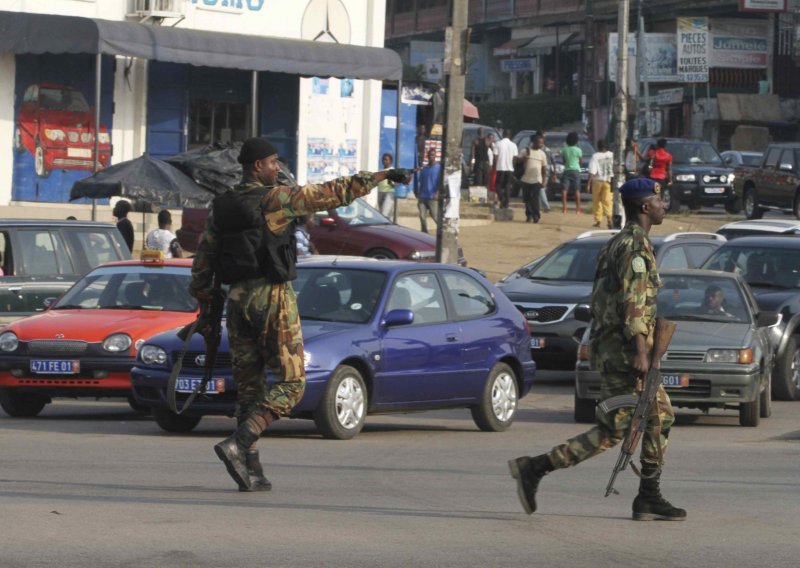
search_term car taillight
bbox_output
[578,344,589,361]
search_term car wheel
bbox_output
[365,247,398,260]
[471,362,518,432]
[13,128,25,154]
[774,336,800,401]
[34,139,50,178]
[688,201,702,211]
[152,407,201,433]
[759,371,772,419]
[573,393,596,423]
[739,394,760,427]
[744,187,763,219]
[725,195,742,214]
[314,364,367,440]
[0,389,48,417]
[794,192,800,220]
[662,186,680,213]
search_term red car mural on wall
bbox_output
[14,83,111,178]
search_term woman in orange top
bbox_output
[646,138,673,186]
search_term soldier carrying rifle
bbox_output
[508,177,686,521]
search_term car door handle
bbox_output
[446,335,458,342]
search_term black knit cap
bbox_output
[238,137,278,164]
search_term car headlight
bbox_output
[68,131,79,143]
[81,132,92,144]
[0,331,19,352]
[303,351,311,368]
[103,333,132,353]
[44,128,65,141]
[706,348,753,364]
[675,174,696,182]
[140,345,168,366]
[719,174,728,183]
[98,132,110,144]
[727,173,734,183]
[409,250,436,261]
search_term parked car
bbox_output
[721,150,763,168]
[0,219,131,325]
[14,83,112,178]
[702,236,800,401]
[498,231,726,370]
[637,138,736,213]
[732,143,800,219]
[716,219,800,240]
[131,257,536,438]
[574,270,778,427]
[512,130,596,196]
[0,257,198,418]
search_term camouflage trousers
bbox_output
[547,362,675,469]
[226,279,306,422]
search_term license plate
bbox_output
[30,359,80,374]
[661,373,690,388]
[530,337,546,349]
[67,147,92,158]
[176,377,224,394]
[704,187,725,194]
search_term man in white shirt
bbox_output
[145,209,182,258]
[518,135,549,223]
[587,140,616,229]
[494,129,518,209]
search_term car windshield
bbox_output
[703,246,800,290]
[324,198,392,227]
[668,143,723,166]
[657,275,750,324]
[295,267,387,323]
[53,265,197,312]
[39,88,90,113]
[528,243,601,282]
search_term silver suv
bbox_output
[497,231,726,370]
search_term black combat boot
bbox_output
[214,422,261,491]
[241,449,272,492]
[632,462,687,521]
[508,454,554,514]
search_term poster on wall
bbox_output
[677,17,709,82]
[709,18,768,68]
[12,54,114,203]
[609,33,678,83]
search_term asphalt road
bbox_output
[1,375,798,568]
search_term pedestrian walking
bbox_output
[518,135,548,223]
[145,209,182,258]
[113,199,134,253]
[588,140,615,229]
[560,131,583,214]
[494,129,518,209]
[508,177,686,521]
[416,149,440,233]
[377,153,396,218]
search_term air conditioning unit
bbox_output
[129,0,185,22]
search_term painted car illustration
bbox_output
[14,83,111,178]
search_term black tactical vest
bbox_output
[212,185,297,285]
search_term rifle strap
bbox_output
[166,318,211,415]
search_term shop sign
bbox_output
[710,18,768,68]
[501,58,536,72]
[191,0,265,12]
[656,87,685,106]
[738,0,786,12]
[677,17,709,82]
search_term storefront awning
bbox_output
[492,37,534,57]
[463,99,479,119]
[519,35,560,54]
[0,10,402,81]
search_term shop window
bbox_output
[395,0,414,13]
[188,99,250,148]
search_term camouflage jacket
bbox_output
[189,172,377,298]
[589,223,661,369]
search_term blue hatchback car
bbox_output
[131,257,536,439]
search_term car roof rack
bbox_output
[663,232,726,242]
[576,230,619,239]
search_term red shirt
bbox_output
[647,148,672,180]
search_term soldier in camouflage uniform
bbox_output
[508,177,687,521]
[190,137,408,492]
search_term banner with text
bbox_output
[678,17,709,82]
[710,18,769,68]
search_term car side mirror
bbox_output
[381,309,414,328]
[320,217,336,228]
[573,305,592,323]
[779,162,794,172]
[756,311,781,328]
[43,297,57,309]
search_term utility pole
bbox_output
[613,0,630,228]
[436,0,467,264]
[636,0,650,137]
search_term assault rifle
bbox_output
[600,318,677,497]
[167,276,226,414]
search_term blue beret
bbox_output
[620,177,661,199]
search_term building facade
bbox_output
[0,0,397,208]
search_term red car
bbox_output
[0,257,198,417]
[14,83,112,178]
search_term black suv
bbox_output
[702,236,800,401]
[497,231,725,370]
[0,220,130,324]
[637,138,736,213]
